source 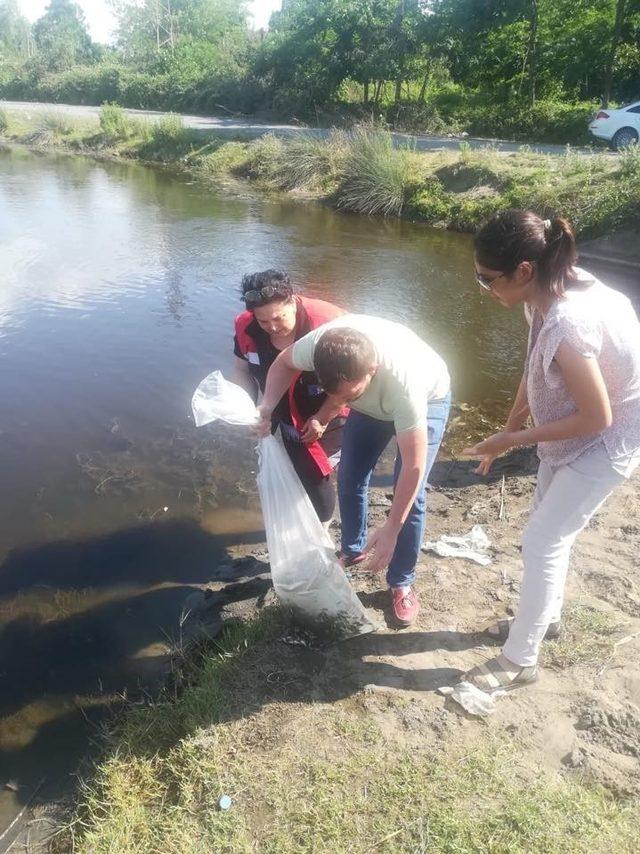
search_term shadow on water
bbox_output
[0,518,264,599]
[0,517,266,829]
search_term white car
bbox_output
[589,100,640,150]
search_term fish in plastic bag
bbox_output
[192,371,377,640]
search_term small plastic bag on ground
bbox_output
[192,371,377,639]
[438,682,498,716]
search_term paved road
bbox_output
[1,99,608,157]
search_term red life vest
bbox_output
[234,295,347,476]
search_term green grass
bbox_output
[542,605,622,670]
[108,607,288,756]
[0,108,8,134]
[59,609,640,853]
[337,125,418,216]
[274,131,347,191]
[191,139,251,177]
[149,114,186,146]
[619,142,640,178]
[232,128,639,235]
[99,102,134,143]
[38,110,78,137]
[65,740,640,853]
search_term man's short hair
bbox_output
[314,328,376,393]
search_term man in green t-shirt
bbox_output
[256,314,451,627]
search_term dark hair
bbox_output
[240,269,294,308]
[314,329,377,394]
[474,209,577,297]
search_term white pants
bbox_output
[503,443,633,667]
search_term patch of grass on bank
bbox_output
[543,605,622,670]
[190,139,252,177]
[337,126,419,216]
[60,609,639,853]
[0,109,8,134]
[112,607,289,756]
[99,102,136,143]
[39,110,77,137]
[4,107,639,238]
[231,127,639,236]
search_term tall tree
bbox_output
[111,0,249,66]
[602,0,627,107]
[527,0,538,106]
[0,0,31,59]
[33,0,94,71]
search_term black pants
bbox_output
[282,436,336,523]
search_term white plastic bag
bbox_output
[438,681,499,716]
[422,525,492,566]
[192,371,377,639]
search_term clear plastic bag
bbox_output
[192,371,377,639]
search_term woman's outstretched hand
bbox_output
[463,431,517,475]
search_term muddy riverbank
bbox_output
[35,444,640,852]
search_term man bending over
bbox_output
[256,314,451,627]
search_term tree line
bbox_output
[1,0,639,138]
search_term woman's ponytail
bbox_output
[537,217,577,297]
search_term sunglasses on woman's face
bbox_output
[243,284,290,306]
[475,270,506,292]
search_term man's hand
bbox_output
[300,418,327,444]
[252,404,273,438]
[462,431,517,475]
[362,522,400,574]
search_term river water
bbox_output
[0,145,636,836]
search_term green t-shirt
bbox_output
[291,314,450,433]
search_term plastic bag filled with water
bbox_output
[192,371,377,639]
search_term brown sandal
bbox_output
[485,617,561,643]
[462,655,538,695]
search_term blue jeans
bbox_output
[338,394,451,588]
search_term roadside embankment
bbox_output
[1,104,639,241]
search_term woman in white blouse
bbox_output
[463,208,640,693]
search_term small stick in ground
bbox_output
[498,474,506,521]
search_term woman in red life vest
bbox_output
[233,269,346,525]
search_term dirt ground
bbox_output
[201,446,640,801]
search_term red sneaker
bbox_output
[392,587,420,627]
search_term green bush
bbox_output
[383,92,599,146]
[390,95,597,146]
[128,117,153,144]
[99,102,132,142]
[150,114,186,146]
[244,133,286,182]
[620,142,640,178]
[338,126,413,216]
[409,181,451,222]
[0,59,262,117]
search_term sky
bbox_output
[17,0,283,43]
